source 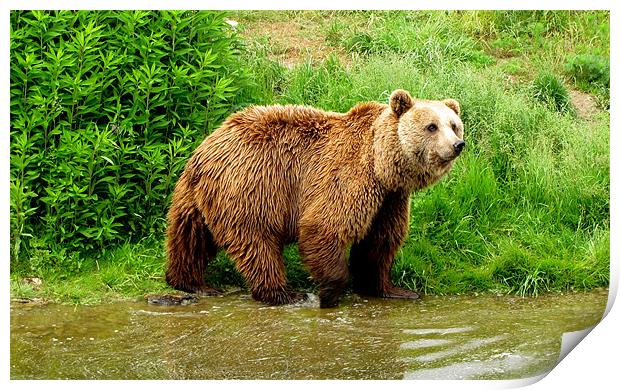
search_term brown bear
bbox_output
[165,89,465,308]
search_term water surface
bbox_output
[10,289,608,379]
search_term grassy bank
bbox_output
[10,11,609,304]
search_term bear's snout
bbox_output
[453,140,465,155]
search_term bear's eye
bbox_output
[427,124,438,132]
[451,123,457,132]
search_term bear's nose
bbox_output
[453,140,465,155]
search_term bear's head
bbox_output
[389,89,465,177]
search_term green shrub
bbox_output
[531,72,572,113]
[565,54,610,88]
[344,32,376,54]
[10,11,247,270]
[325,19,346,47]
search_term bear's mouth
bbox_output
[432,153,458,166]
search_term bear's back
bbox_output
[222,104,341,145]
[185,101,387,244]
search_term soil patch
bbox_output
[569,89,601,120]
[237,20,349,68]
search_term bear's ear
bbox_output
[390,89,414,117]
[443,99,461,116]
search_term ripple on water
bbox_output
[284,293,320,309]
[413,335,506,363]
[400,339,453,349]
[403,353,536,380]
[130,310,205,317]
[402,327,475,335]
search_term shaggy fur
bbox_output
[165,89,465,308]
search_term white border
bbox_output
[0,0,617,11]
[2,1,617,389]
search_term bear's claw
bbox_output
[254,289,308,306]
[380,286,420,300]
[194,286,222,297]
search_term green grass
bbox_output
[11,240,173,304]
[10,239,316,304]
[11,10,609,304]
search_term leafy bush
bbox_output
[531,72,572,113]
[10,11,246,270]
[565,54,610,89]
[344,32,376,54]
[482,11,571,37]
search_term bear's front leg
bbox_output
[299,226,349,308]
[350,190,420,300]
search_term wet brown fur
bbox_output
[165,90,464,308]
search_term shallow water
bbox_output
[10,289,608,380]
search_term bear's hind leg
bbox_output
[165,199,220,296]
[229,238,307,305]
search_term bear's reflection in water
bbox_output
[10,288,607,379]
